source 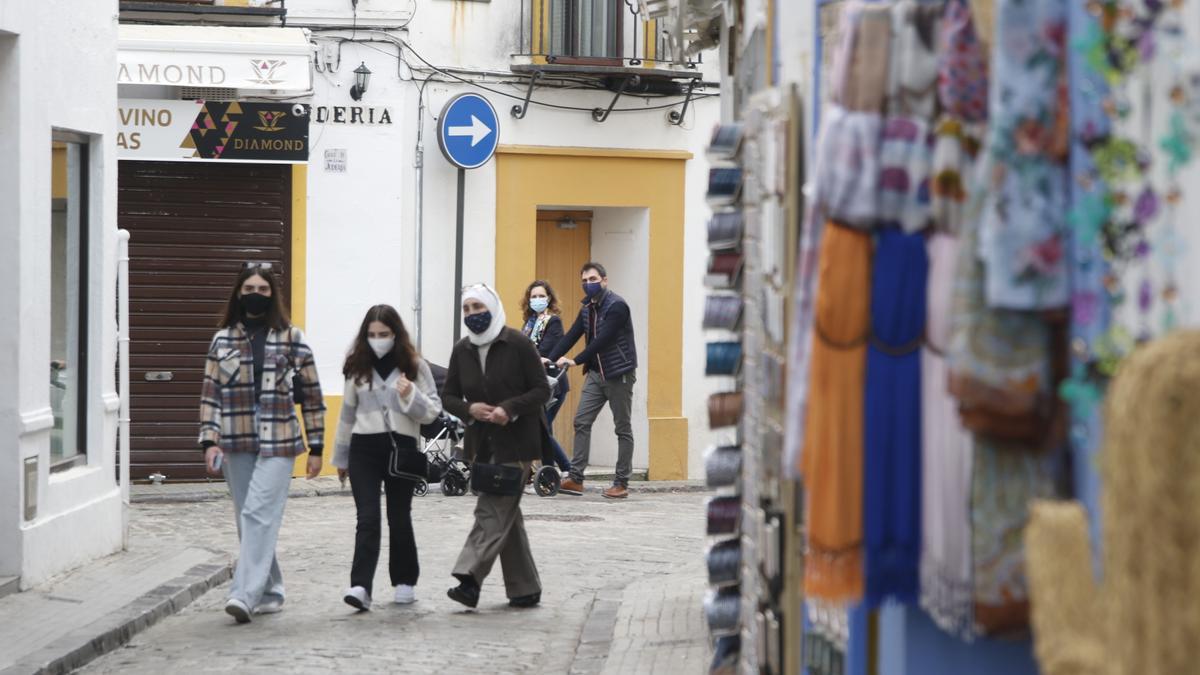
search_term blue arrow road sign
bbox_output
[437,93,499,170]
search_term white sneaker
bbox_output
[224,598,252,624]
[254,597,284,615]
[394,585,416,605]
[343,586,371,611]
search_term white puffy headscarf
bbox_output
[462,283,506,346]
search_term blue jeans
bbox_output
[223,451,292,609]
[546,397,571,472]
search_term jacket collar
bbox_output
[581,289,610,307]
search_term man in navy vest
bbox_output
[547,262,638,499]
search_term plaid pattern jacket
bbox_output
[198,324,325,457]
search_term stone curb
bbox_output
[1,556,232,675]
[132,479,711,504]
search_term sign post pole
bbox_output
[454,167,465,344]
[437,92,500,345]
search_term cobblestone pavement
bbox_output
[79,487,711,674]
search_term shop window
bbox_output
[50,131,89,468]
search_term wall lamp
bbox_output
[350,62,372,101]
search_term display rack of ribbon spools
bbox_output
[703,121,746,675]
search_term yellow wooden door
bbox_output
[535,210,592,454]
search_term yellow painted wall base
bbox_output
[293,395,342,477]
[648,416,689,480]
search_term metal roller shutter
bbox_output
[119,160,292,482]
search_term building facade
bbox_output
[114,0,721,483]
[0,1,124,590]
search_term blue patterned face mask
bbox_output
[529,298,549,313]
[464,311,493,335]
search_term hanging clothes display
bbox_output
[977,0,1071,311]
[920,233,977,638]
[950,194,1066,635]
[802,222,872,602]
[830,1,894,114]
[937,0,989,125]
[783,206,826,482]
[863,228,928,608]
[877,1,939,233]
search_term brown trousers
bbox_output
[452,464,541,599]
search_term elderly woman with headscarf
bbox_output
[442,284,552,609]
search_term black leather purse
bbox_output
[379,394,428,482]
[470,462,524,496]
[469,430,524,496]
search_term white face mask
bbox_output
[368,337,394,359]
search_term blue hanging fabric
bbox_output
[864,227,928,608]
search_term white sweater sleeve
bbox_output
[396,359,443,425]
[331,379,357,469]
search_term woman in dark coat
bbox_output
[442,284,551,609]
[520,280,572,474]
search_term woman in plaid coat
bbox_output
[199,264,326,624]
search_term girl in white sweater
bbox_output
[333,305,441,610]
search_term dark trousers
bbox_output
[546,397,571,472]
[349,435,419,595]
[452,464,541,599]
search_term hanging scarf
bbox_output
[949,197,1065,636]
[523,313,552,347]
[919,233,977,639]
[977,0,1070,310]
[802,222,872,602]
[863,228,928,608]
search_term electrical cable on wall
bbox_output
[311,30,716,116]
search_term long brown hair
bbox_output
[219,265,291,332]
[343,304,419,385]
[521,279,561,321]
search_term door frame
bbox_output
[494,145,691,480]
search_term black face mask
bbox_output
[464,311,493,335]
[240,292,272,317]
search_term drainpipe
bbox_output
[117,230,131,539]
[413,84,427,349]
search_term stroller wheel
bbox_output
[441,476,457,496]
[535,466,560,497]
[413,480,428,497]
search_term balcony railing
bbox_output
[118,0,287,25]
[513,0,700,74]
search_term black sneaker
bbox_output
[447,578,480,609]
[509,592,541,608]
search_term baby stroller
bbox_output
[419,362,471,496]
[532,364,569,497]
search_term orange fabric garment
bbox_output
[802,222,872,602]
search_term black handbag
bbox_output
[470,462,524,496]
[469,429,525,496]
[290,328,306,406]
[378,394,428,482]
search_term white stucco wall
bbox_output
[300,6,722,477]
[587,207,651,471]
[0,0,123,587]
